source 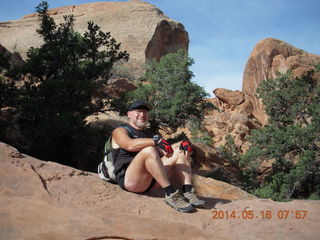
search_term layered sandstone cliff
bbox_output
[0,0,188,79]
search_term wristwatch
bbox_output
[152,135,161,146]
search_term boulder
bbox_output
[242,38,320,125]
[0,1,188,79]
[238,97,254,117]
[213,88,245,106]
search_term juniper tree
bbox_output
[112,49,214,134]
[14,1,129,167]
[241,69,320,200]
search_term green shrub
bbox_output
[217,134,241,169]
[241,69,320,200]
[188,117,213,146]
[111,49,215,134]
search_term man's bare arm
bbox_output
[112,127,155,152]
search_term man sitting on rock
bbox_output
[111,100,205,213]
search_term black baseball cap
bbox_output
[128,101,152,111]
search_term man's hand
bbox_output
[157,139,173,155]
[179,140,193,157]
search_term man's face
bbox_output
[127,109,149,129]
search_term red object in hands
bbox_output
[157,139,173,153]
[179,140,193,153]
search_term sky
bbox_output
[1,0,320,95]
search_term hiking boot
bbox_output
[183,188,205,207]
[165,190,193,213]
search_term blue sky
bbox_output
[1,0,319,95]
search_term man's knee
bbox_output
[140,146,159,158]
[174,149,192,165]
[172,141,182,150]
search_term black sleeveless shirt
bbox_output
[111,125,154,174]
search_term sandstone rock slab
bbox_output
[1,142,320,240]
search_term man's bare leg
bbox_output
[124,146,171,192]
[159,142,192,185]
[123,145,194,213]
[159,142,205,207]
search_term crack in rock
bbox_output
[30,164,51,196]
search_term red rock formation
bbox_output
[204,88,260,152]
[145,19,189,63]
[0,1,188,79]
[213,88,245,106]
[0,44,25,71]
[242,38,320,125]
